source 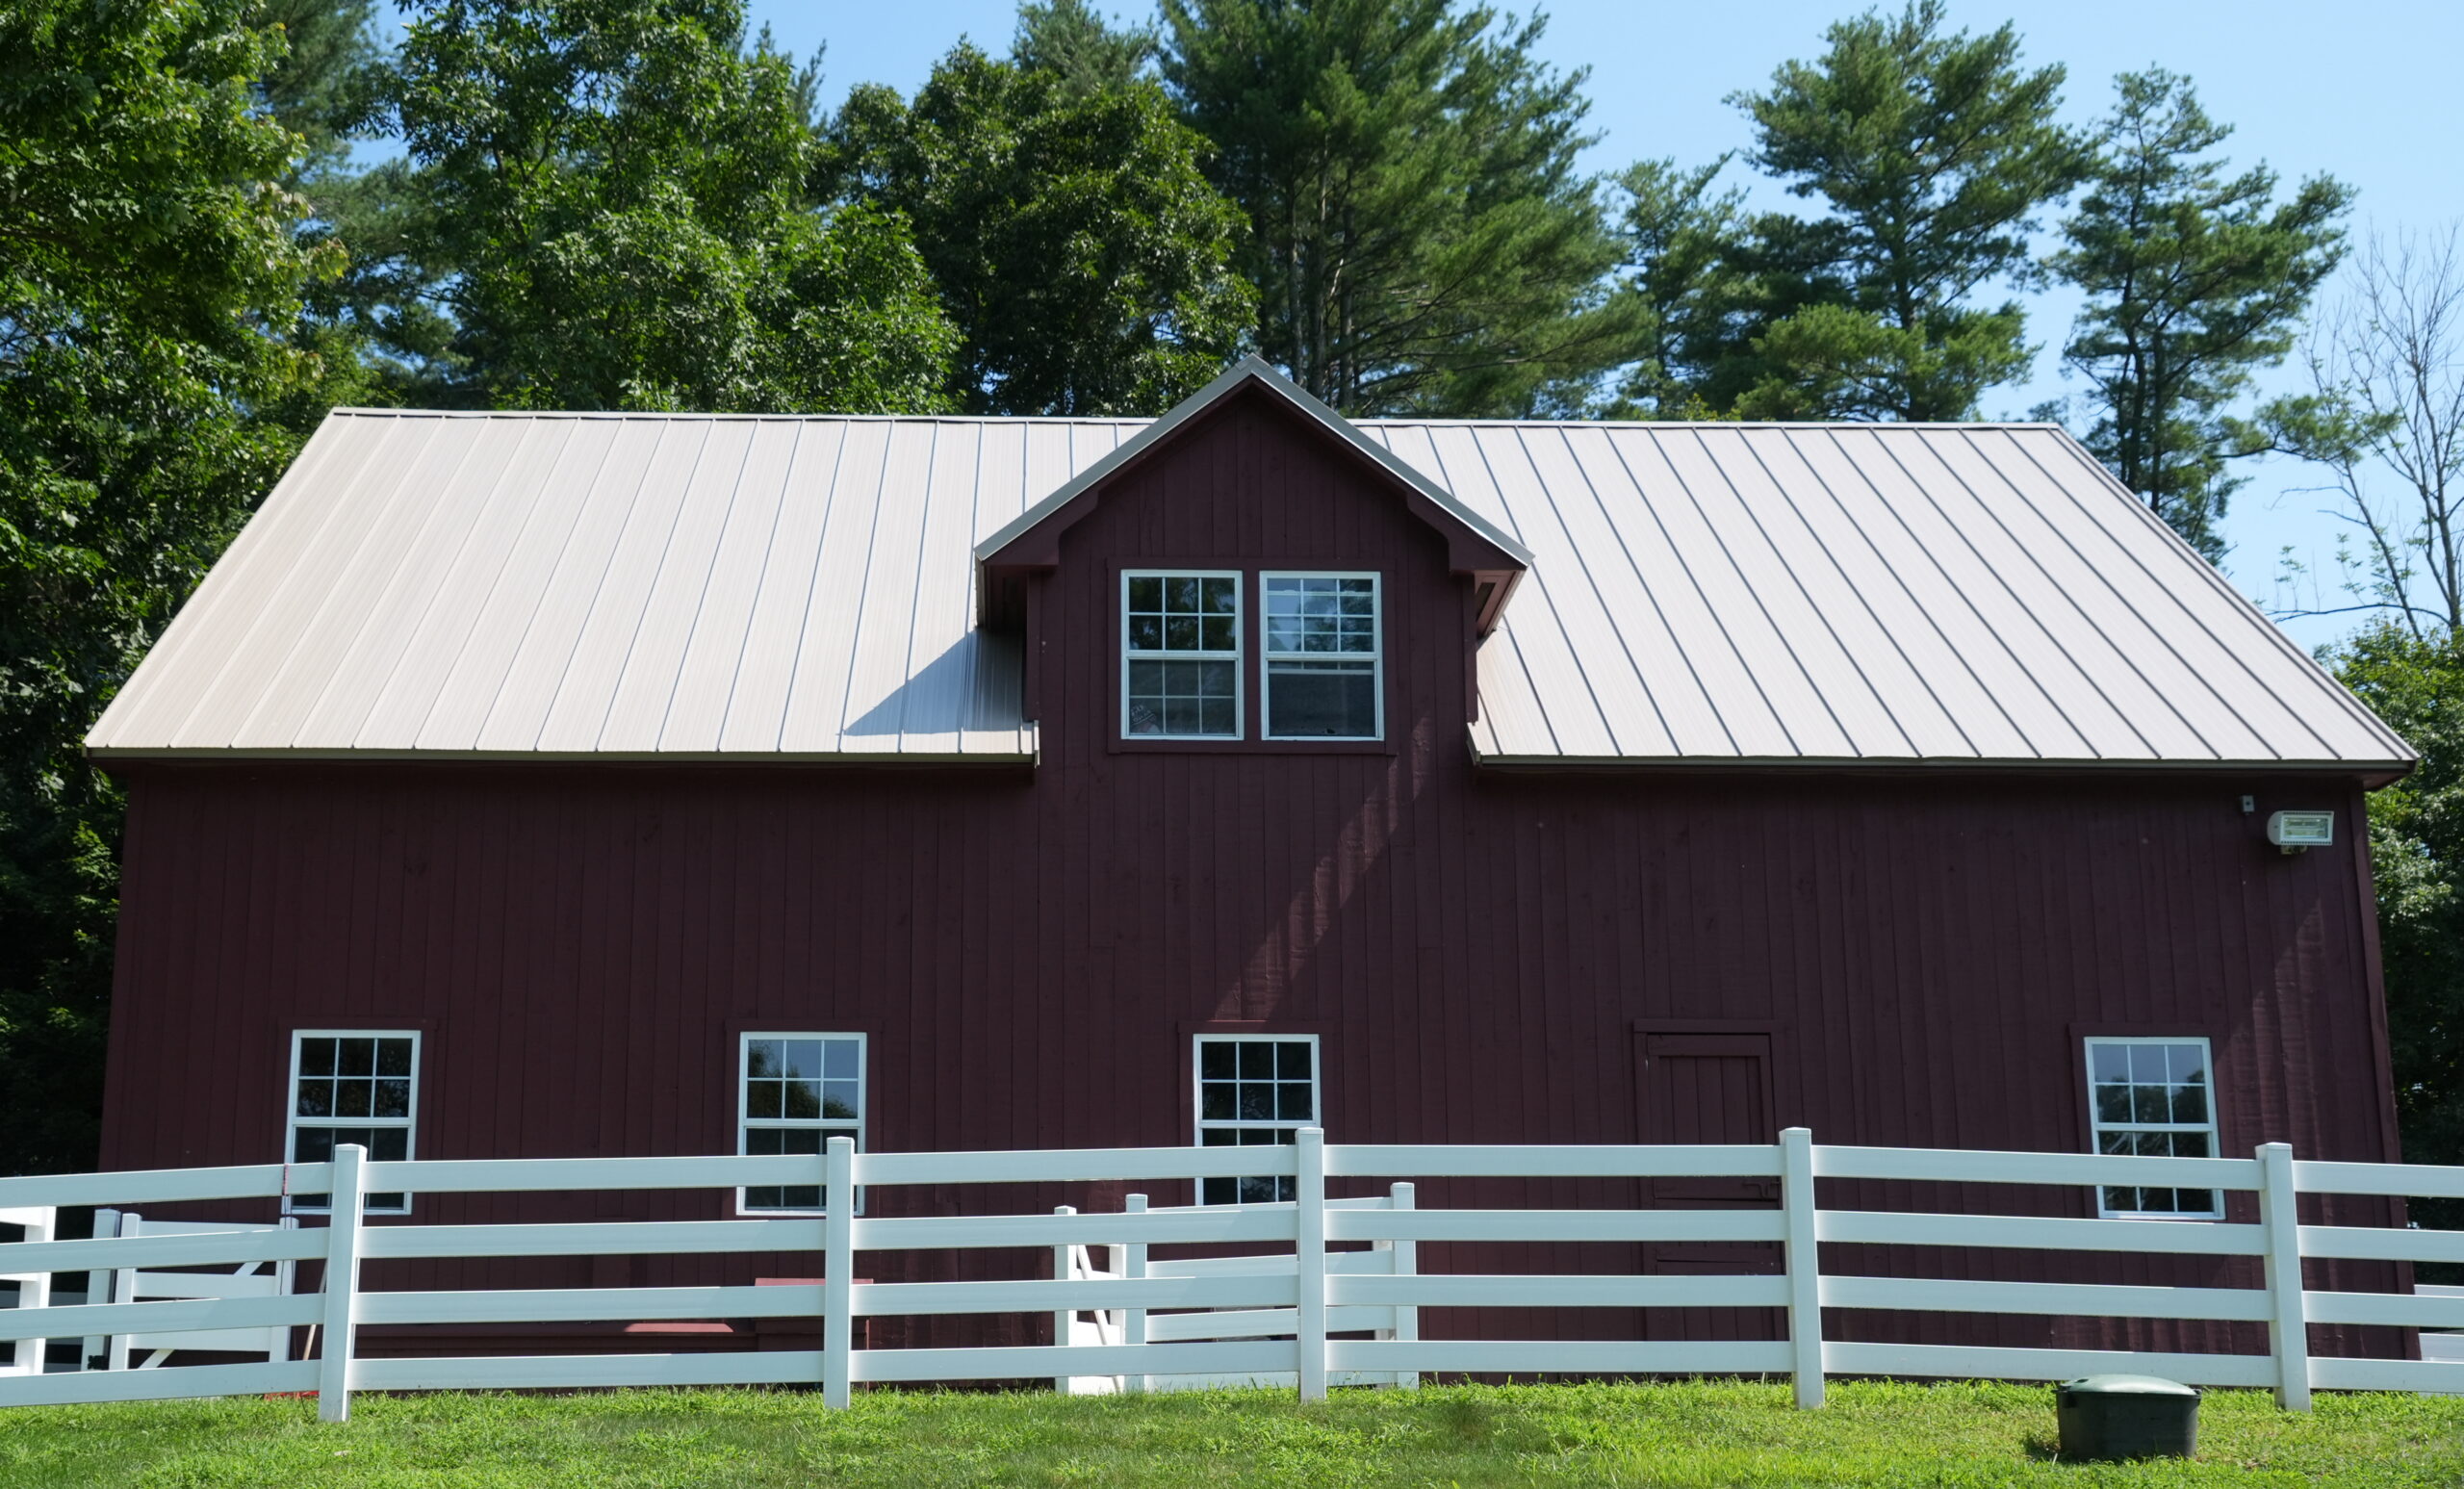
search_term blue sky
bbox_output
[382,2,2464,651]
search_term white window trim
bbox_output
[1193,1032,1321,1205]
[1259,570,1383,742]
[1121,568,1245,741]
[2085,1034,2223,1220]
[284,1028,420,1217]
[736,1031,866,1217]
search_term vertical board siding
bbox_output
[104,396,2405,1363]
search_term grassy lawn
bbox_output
[1,1380,2457,1488]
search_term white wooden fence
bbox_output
[0,1130,2455,1421]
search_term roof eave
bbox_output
[1467,743,2416,789]
[84,745,1041,768]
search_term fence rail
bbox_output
[0,1130,2454,1420]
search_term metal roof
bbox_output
[86,405,2413,774]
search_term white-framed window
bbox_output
[1261,573,1381,740]
[286,1030,419,1215]
[2085,1037,2223,1219]
[738,1033,864,1214]
[1194,1034,1319,1204]
[1123,571,1242,739]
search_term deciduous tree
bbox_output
[0,0,337,1172]
[381,0,954,412]
[2264,225,2464,635]
[831,44,1252,415]
[2334,623,2464,1220]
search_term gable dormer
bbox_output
[975,359,1528,749]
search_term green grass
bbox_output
[1,1380,2457,1488]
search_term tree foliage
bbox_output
[255,0,385,173]
[2046,69,2349,560]
[2333,624,2464,1210]
[1597,157,1752,419]
[1159,0,1636,416]
[831,43,1253,415]
[379,0,954,412]
[1723,0,2087,420]
[1014,0,1157,98]
[0,0,339,1172]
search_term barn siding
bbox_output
[100,391,2407,1362]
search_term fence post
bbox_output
[1051,1205,1078,1395]
[316,1143,365,1423]
[107,1212,139,1373]
[1122,1194,1147,1395]
[0,1206,53,1376]
[1391,1181,1418,1391]
[1781,1126,1824,1409]
[2256,1141,2311,1411]
[823,1135,854,1410]
[85,1207,117,1373]
[1296,1127,1327,1401]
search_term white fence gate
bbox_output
[1051,1186,1418,1394]
[0,1130,2454,1421]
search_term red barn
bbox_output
[85,359,2416,1363]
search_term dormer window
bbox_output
[1123,572,1242,738]
[1263,574,1381,740]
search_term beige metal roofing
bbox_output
[86,403,2413,773]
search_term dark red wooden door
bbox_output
[1634,1032,1783,1341]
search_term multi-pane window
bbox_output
[739,1033,863,1213]
[287,1031,418,1214]
[1194,1035,1318,1204]
[1262,574,1380,740]
[2086,1038,2222,1219]
[1123,572,1241,738]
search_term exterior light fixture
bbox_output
[2265,810,2335,853]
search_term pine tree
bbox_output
[1159,0,1636,416]
[2050,69,2349,560]
[1729,0,2088,420]
[1014,0,1157,97]
[1598,157,1750,418]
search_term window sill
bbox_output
[283,1208,411,1219]
[2096,1212,2225,1222]
[1110,736,1396,757]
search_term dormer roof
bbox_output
[972,356,1530,633]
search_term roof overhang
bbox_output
[87,746,1040,769]
[1468,737,2416,790]
[973,356,1529,631]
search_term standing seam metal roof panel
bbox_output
[412,417,625,750]
[1934,431,2285,759]
[1727,426,2011,758]
[83,408,2416,773]
[654,420,805,753]
[2007,427,2398,761]
[89,411,375,748]
[1689,427,1958,757]
[1832,429,2159,758]
[1773,429,2088,758]
[350,419,575,749]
